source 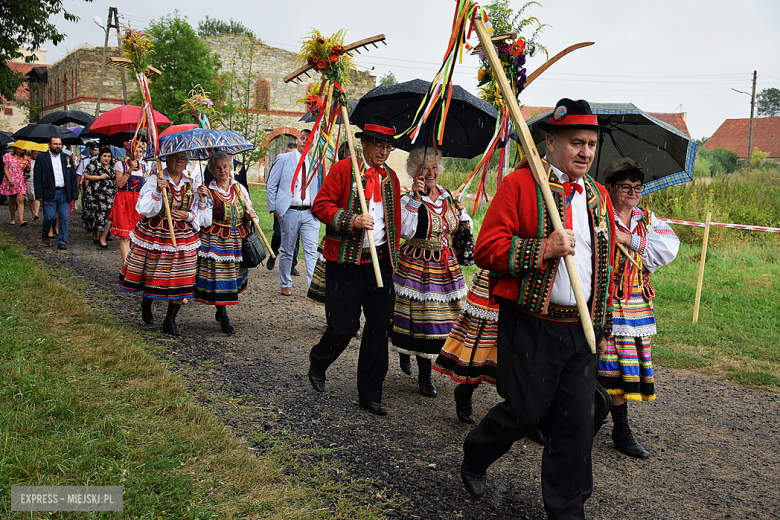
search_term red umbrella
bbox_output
[90,105,170,135]
[159,123,199,137]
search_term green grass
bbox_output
[0,235,389,519]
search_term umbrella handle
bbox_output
[155,158,178,248]
[472,12,597,354]
[341,105,384,288]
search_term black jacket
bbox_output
[33,152,79,202]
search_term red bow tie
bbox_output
[363,167,385,202]
[563,181,583,196]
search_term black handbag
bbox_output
[241,221,267,269]
[453,220,475,266]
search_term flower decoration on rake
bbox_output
[122,24,155,75]
[294,29,356,107]
[180,85,222,129]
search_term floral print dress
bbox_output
[81,159,118,233]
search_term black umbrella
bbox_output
[350,79,498,158]
[12,123,83,146]
[299,99,357,124]
[38,110,95,127]
[0,131,13,148]
[524,102,697,195]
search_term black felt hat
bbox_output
[354,114,398,142]
[537,98,603,133]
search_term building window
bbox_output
[254,80,270,111]
[4,107,12,116]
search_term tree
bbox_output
[138,12,222,124]
[379,71,398,85]
[0,0,92,101]
[756,88,780,117]
[197,16,257,41]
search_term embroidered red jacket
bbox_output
[474,164,617,330]
[311,158,401,268]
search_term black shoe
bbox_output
[266,256,276,270]
[460,459,487,499]
[218,307,235,335]
[454,384,476,424]
[141,297,155,325]
[399,354,412,375]
[162,302,181,336]
[359,400,388,416]
[611,403,650,459]
[308,366,326,392]
[291,267,300,276]
[93,238,100,244]
[527,428,549,446]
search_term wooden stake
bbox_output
[472,13,596,353]
[617,243,642,270]
[155,157,178,248]
[692,211,712,323]
[341,104,383,288]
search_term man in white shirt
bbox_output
[265,129,320,296]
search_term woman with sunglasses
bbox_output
[600,158,679,459]
[120,151,210,336]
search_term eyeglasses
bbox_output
[171,156,189,163]
[614,184,643,194]
[369,138,395,152]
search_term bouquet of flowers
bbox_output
[180,85,221,128]
[122,24,155,73]
[297,83,324,115]
[475,37,527,108]
[293,29,356,106]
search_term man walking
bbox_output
[265,129,319,295]
[34,136,79,250]
[266,141,300,274]
[307,115,401,415]
[460,99,617,519]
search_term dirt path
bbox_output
[5,210,780,519]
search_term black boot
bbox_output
[162,302,181,336]
[454,383,477,423]
[399,353,412,375]
[141,296,155,325]
[215,305,223,323]
[611,402,649,459]
[417,357,437,397]
[217,305,235,335]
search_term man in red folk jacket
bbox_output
[460,98,617,520]
[307,115,401,416]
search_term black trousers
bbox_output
[463,301,604,520]
[309,251,394,403]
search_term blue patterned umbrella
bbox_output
[145,128,254,160]
[523,102,697,195]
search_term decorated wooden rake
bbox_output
[283,31,387,288]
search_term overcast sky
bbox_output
[45,0,780,139]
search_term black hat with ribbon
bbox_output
[354,114,398,142]
[537,98,603,133]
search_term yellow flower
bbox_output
[477,69,488,81]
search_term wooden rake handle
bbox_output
[472,13,597,354]
[154,158,178,248]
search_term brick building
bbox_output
[1,50,50,132]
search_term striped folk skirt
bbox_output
[434,268,498,384]
[194,224,249,305]
[598,277,656,400]
[119,217,200,300]
[306,256,327,306]
[391,243,467,359]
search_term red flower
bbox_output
[511,39,526,56]
[331,44,345,55]
[307,56,318,66]
[329,55,339,63]
[317,59,329,70]
[316,37,326,44]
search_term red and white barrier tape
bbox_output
[658,218,780,233]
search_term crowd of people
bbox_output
[5,96,681,517]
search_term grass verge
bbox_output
[0,234,387,519]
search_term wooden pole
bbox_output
[155,158,178,248]
[235,186,275,260]
[340,104,384,288]
[472,13,596,353]
[692,211,712,323]
[617,243,642,270]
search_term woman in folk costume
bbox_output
[391,148,471,398]
[598,158,679,458]
[194,152,257,335]
[110,141,148,263]
[119,151,210,335]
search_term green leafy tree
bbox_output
[0,0,92,101]
[379,71,398,85]
[197,16,257,40]
[756,88,780,117]
[138,11,222,124]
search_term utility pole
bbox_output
[748,70,757,167]
[94,8,112,117]
[108,8,128,105]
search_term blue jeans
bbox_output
[42,188,71,246]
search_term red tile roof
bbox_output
[704,117,780,158]
[520,105,691,137]
[3,61,48,102]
